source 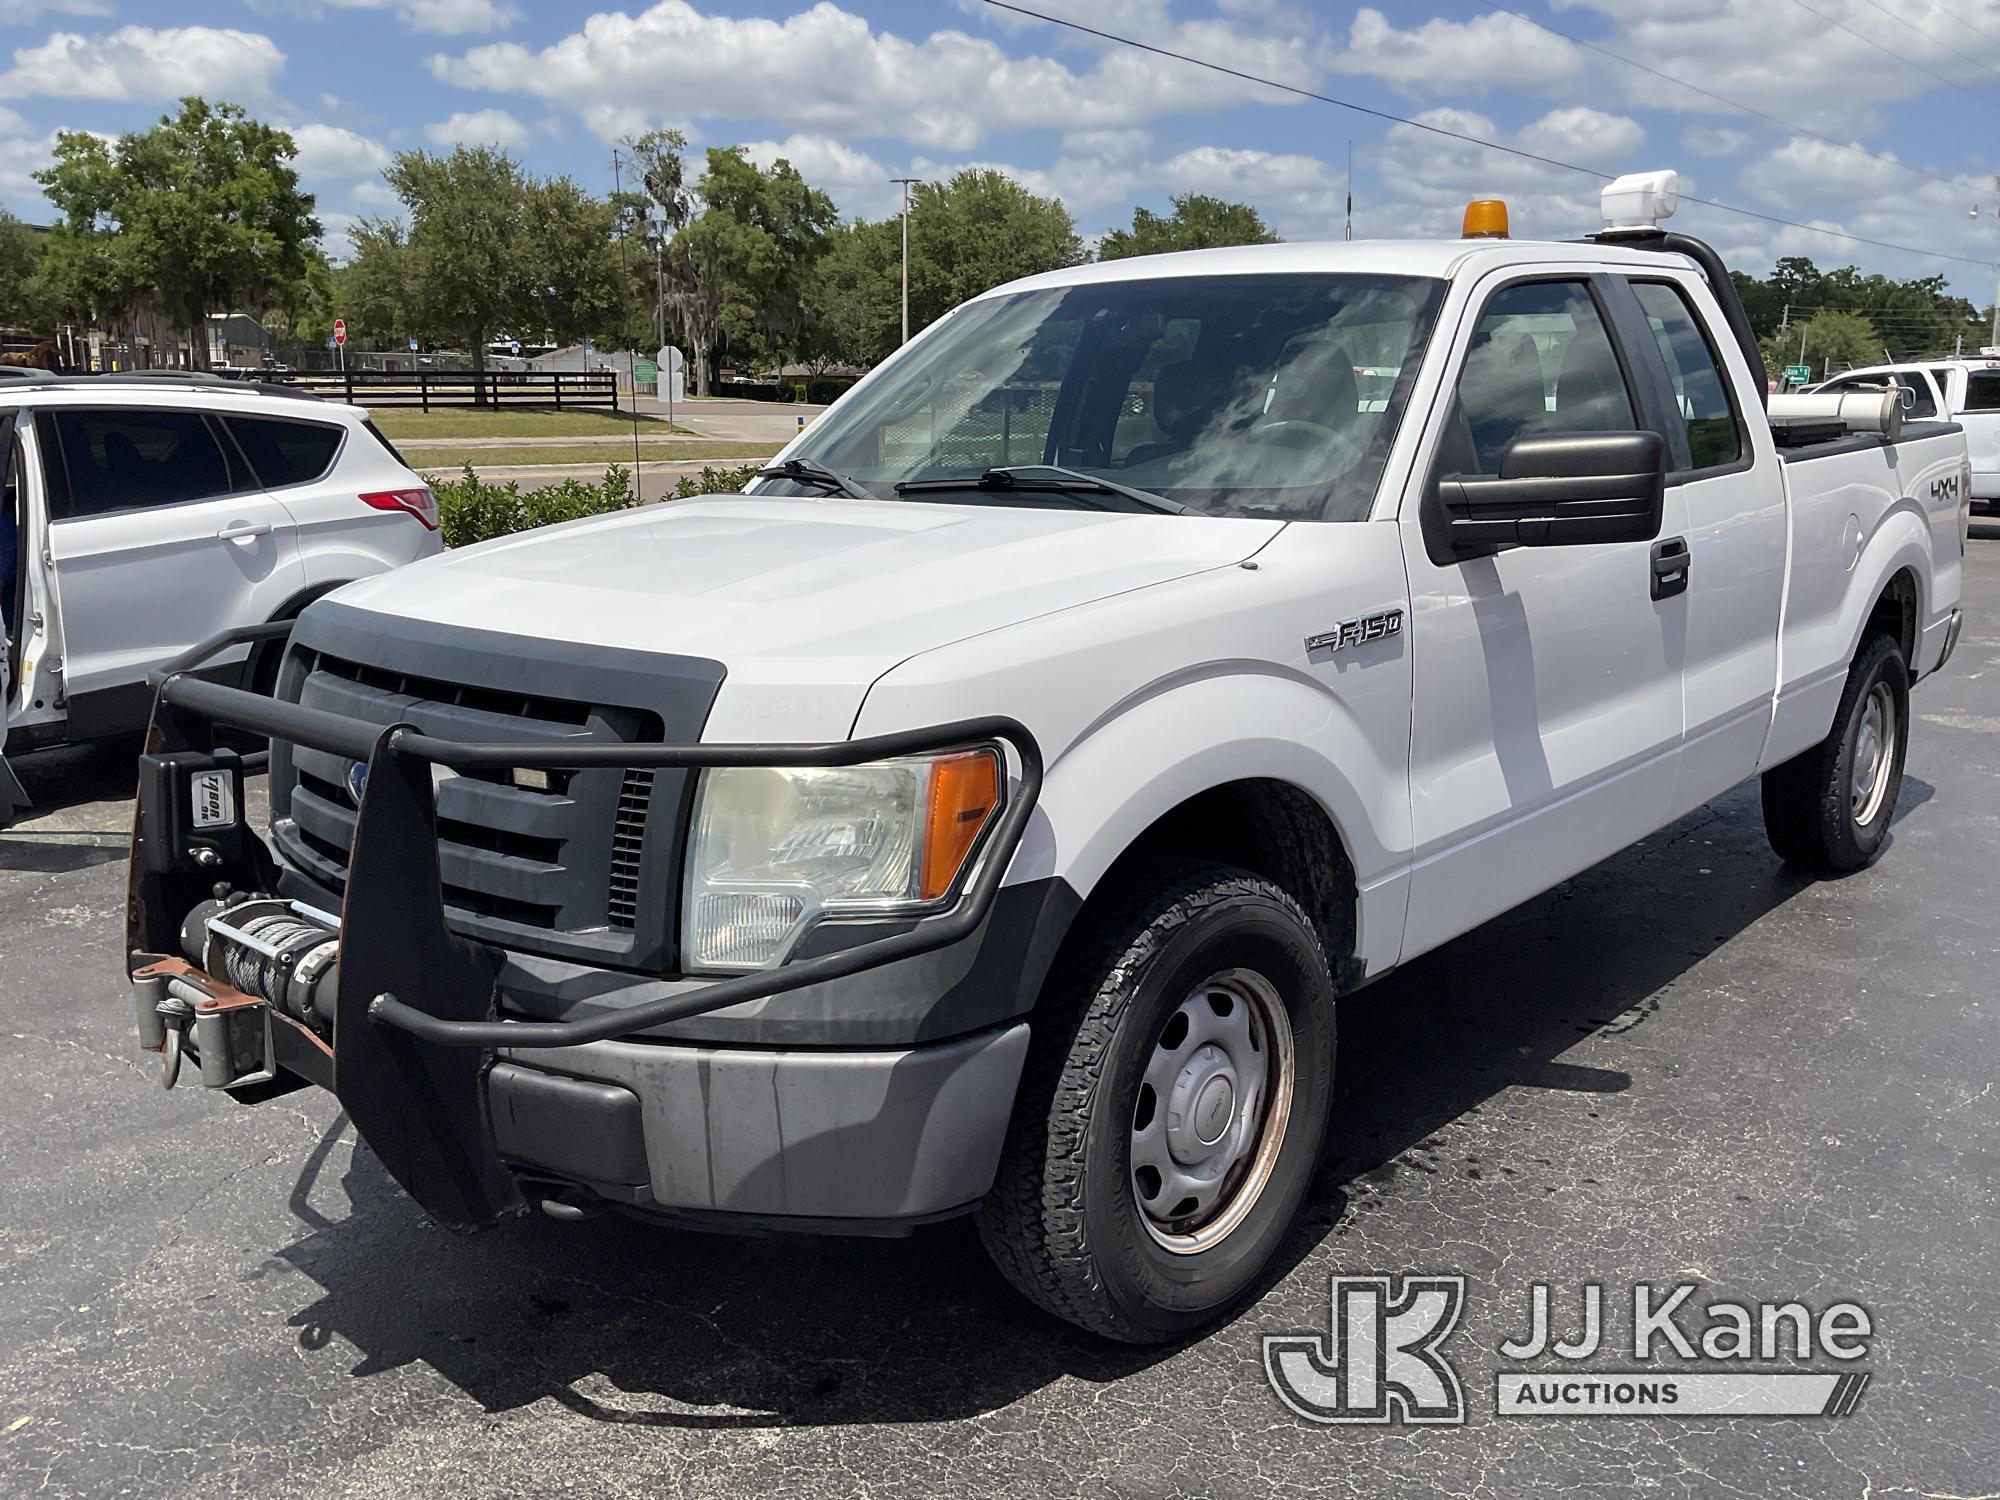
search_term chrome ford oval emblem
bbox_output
[345,760,368,806]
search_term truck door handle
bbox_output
[215,520,271,543]
[1651,536,1690,600]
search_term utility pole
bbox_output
[892,177,920,345]
[1971,176,2000,350]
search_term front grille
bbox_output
[607,770,654,930]
[272,643,679,968]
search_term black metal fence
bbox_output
[261,369,620,410]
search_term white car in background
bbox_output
[1811,357,2000,511]
[1,371,440,817]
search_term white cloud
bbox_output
[1367,105,1635,240]
[428,0,1322,152]
[290,121,389,179]
[1329,6,1582,96]
[1158,144,1343,231]
[1683,125,1752,158]
[0,1,110,22]
[1518,107,1644,170]
[0,103,23,132]
[0,26,286,101]
[0,127,55,208]
[257,0,519,36]
[424,107,529,149]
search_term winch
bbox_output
[131,890,341,1091]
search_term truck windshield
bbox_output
[769,272,1446,522]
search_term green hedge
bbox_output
[429,462,764,548]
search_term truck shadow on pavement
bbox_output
[270,776,1934,1428]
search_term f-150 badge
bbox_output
[1307,608,1404,654]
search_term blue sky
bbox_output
[3,0,2000,309]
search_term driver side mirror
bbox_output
[1435,430,1666,558]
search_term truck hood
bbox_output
[323,495,1282,721]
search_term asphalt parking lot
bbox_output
[2,528,1996,1499]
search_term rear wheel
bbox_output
[977,861,1336,1343]
[1761,631,1909,873]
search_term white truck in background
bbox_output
[125,172,1968,1344]
[1810,356,2000,511]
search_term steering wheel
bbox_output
[1246,417,1366,476]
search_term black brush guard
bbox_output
[128,621,1043,1227]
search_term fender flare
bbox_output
[1840,509,1930,666]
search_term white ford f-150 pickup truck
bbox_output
[126,172,1968,1343]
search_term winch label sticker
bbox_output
[190,770,236,829]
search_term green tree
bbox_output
[1099,193,1278,260]
[381,145,621,390]
[1761,308,1881,385]
[0,211,58,331]
[332,217,414,344]
[35,97,321,367]
[661,146,838,392]
[803,217,899,371]
[906,169,1083,336]
[384,145,527,384]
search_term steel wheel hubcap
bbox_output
[1851,684,1895,825]
[1129,968,1295,1255]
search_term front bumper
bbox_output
[128,621,1043,1230]
[491,1024,1030,1224]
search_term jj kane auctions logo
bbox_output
[1264,1277,1874,1423]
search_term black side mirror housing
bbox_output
[1434,430,1666,559]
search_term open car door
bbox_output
[1,408,27,825]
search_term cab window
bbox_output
[1631,280,1743,470]
[1889,370,1937,420]
[1441,279,1637,477]
[1964,371,2000,411]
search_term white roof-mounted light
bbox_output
[1601,169,1680,231]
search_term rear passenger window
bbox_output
[1630,281,1742,470]
[38,408,237,520]
[1444,279,1636,477]
[224,416,343,488]
[1965,371,2000,411]
[1890,371,1937,420]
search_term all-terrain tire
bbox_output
[977,859,1336,1344]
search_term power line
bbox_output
[1850,0,2000,82]
[980,0,1997,269]
[1925,0,2000,56]
[1472,0,1969,193]
[1782,0,1996,103]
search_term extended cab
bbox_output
[1,372,440,819]
[125,173,1969,1343]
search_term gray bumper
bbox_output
[490,1022,1031,1225]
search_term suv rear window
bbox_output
[223,415,344,488]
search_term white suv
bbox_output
[1,371,439,812]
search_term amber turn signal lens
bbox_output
[921,750,1001,900]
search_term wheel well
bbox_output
[245,581,349,690]
[1095,778,1361,991]
[1865,568,1920,665]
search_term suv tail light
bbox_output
[360,486,438,530]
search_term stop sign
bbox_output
[332,319,347,347]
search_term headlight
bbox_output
[682,749,1002,972]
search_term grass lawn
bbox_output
[407,440,779,470]
[369,407,684,440]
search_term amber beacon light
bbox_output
[1461,199,1509,238]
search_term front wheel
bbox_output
[1761,631,1910,873]
[977,861,1336,1344]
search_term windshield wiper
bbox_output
[755,455,872,500]
[893,464,1187,515]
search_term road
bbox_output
[1,526,1996,1498]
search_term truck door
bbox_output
[38,406,304,737]
[1622,276,1785,814]
[1396,273,1689,959]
